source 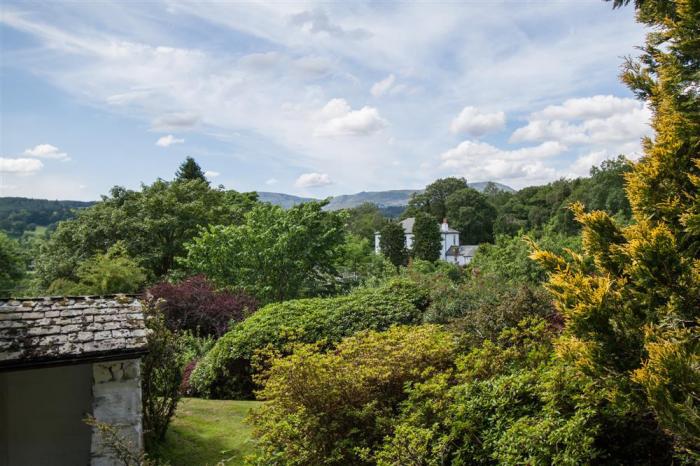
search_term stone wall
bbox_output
[90,359,143,466]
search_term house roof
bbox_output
[446,245,480,257]
[399,217,459,234]
[0,295,148,371]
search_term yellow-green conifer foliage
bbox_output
[533,0,700,460]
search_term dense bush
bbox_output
[147,275,259,338]
[249,325,456,466]
[377,318,673,465]
[47,242,147,295]
[141,303,183,449]
[189,278,430,399]
[468,231,581,284]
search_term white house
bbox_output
[375,218,478,266]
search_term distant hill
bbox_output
[0,197,95,237]
[258,182,514,211]
[257,192,316,209]
[1,182,514,235]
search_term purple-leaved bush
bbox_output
[147,275,259,338]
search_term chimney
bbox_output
[441,218,449,232]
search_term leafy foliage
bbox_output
[0,231,26,297]
[180,201,345,302]
[378,221,409,269]
[377,318,672,465]
[411,212,441,262]
[469,230,582,284]
[249,325,456,466]
[189,278,429,399]
[142,303,183,448]
[404,177,468,221]
[343,202,389,243]
[147,275,259,338]
[335,234,396,288]
[531,0,700,460]
[445,187,496,244]
[47,242,147,295]
[35,178,257,287]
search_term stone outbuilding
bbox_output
[0,295,148,466]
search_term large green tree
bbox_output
[445,187,497,244]
[180,201,345,302]
[344,202,389,243]
[379,222,409,269]
[532,0,700,460]
[412,212,441,262]
[404,177,468,221]
[35,179,258,287]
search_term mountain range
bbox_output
[258,181,514,211]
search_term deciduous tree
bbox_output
[180,201,345,302]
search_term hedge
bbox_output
[189,278,429,399]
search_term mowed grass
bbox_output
[152,398,261,466]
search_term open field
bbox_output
[152,398,261,466]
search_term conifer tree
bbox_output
[175,157,207,182]
[412,212,441,262]
[533,0,700,460]
[379,222,408,269]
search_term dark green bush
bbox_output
[189,278,429,399]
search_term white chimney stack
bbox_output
[441,218,449,232]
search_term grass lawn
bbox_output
[152,398,261,466]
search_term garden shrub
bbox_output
[248,325,456,466]
[147,275,258,338]
[189,278,429,399]
[377,318,673,465]
[443,283,558,348]
[141,303,183,449]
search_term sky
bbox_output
[0,0,651,201]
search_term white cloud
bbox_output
[265,178,278,185]
[0,157,44,174]
[440,140,565,183]
[23,144,69,160]
[294,172,332,188]
[511,95,651,146]
[204,170,220,178]
[371,74,396,97]
[449,106,506,137]
[315,98,388,136]
[0,3,648,194]
[567,149,611,178]
[532,95,641,120]
[155,134,185,147]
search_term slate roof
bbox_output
[398,217,459,234]
[0,295,148,371]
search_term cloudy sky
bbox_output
[0,0,650,200]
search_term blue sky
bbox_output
[0,1,651,201]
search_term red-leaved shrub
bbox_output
[147,275,259,337]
